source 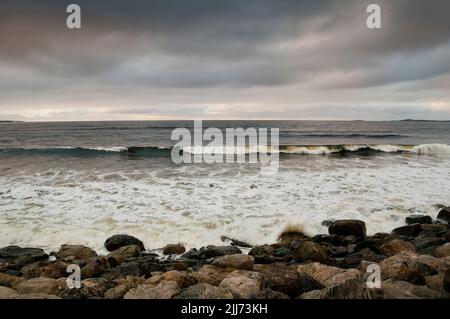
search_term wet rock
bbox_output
[291,241,328,263]
[379,252,435,284]
[81,257,110,278]
[379,239,415,256]
[104,234,145,252]
[0,272,25,289]
[191,265,235,286]
[434,243,450,258]
[273,247,291,258]
[327,246,348,258]
[249,288,290,299]
[107,245,142,266]
[162,244,186,255]
[0,286,19,299]
[420,223,448,236]
[104,284,130,299]
[437,207,450,224]
[253,263,323,297]
[16,277,59,295]
[103,255,165,279]
[39,261,69,279]
[124,281,180,299]
[369,280,446,299]
[412,236,445,251]
[174,283,233,299]
[182,245,242,260]
[220,236,252,248]
[392,224,422,238]
[405,215,433,225]
[278,231,309,243]
[211,254,254,270]
[20,262,46,279]
[155,270,196,288]
[219,270,267,299]
[328,220,366,238]
[248,245,275,264]
[55,245,97,260]
[298,265,366,299]
[0,246,48,268]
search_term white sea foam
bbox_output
[1,153,449,253]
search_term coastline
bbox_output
[1,208,449,299]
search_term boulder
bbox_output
[182,245,241,260]
[328,220,366,238]
[104,284,130,299]
[434,243,450,258]
[253,263,323,297]
[291,241,328,263]
[154,270,196,288]
[191,265,235,286]
[124,281,180,299]
[378,251,435,284]
[219,270,267,299]
[0,286,19,299]
[444,269,450,293]
[0,272,25,289]
[379,239,415,256]
[104,234,145,252]
[55,245,97,260]
[0,246,48,267]
[369,280,446,299]
[278,231,309,243]
[39,261,69,279]
[248,245,275,264]
[405,215,433,225]
[107,245,142,265]
[249,288,290,299]
[81,257,110,278]
[437,207,450,224]
[174,283,233,299]
[211,254,254,270]
[162,244,186,255]
[391,224,422,237]
[16,277,59,295]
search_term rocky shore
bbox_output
[1,207,450,299]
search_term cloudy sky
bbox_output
[1,0,450,121]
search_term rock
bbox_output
[39,261,69,279]
[0,246,48,267]
[220,236,252,248]
[104,234,145,252]
[104,284,130,299]
[162,244,186,255]
[412,236,445,251]
[391,224,422,237]
[298,268,366,299]
[191,265,235,286]
[253,263,323,297]
[13,293,62,299]
[174,283,234,299]
[369,280,447,299]
[219,270,267,299]
[444,269,450,293]
[278,231,309,243]
[182,245,242,260]
[0,286,19,299]
[248,245,275,264]
[103,255,165,279]
[405,215,433,225]
[379,239,415,256]
[424,273,449,294]
[328,220,366,238]
[249,288,290,299]
[437,207,450,224]
[16,277,59,295]
[273,247,291,258]
[81,257,110,278]
[157,270,196,288]
[327,246,348,258]
[124,281,180,299]
[55,245,97,260]
[291,241,328,263]
[434,243,450,258]
[211,254,254,270]
[107,245,142,266]
[420,223,448,236]
[0,272,25,289]
[20,262,46,279]
[379,251,435,284]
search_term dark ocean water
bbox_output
[0,120,449,251]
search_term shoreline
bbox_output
[1,208,449,299]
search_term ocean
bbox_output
[1,120,450,253]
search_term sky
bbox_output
[1,0,450,121]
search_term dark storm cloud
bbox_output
[0,0,450,120]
